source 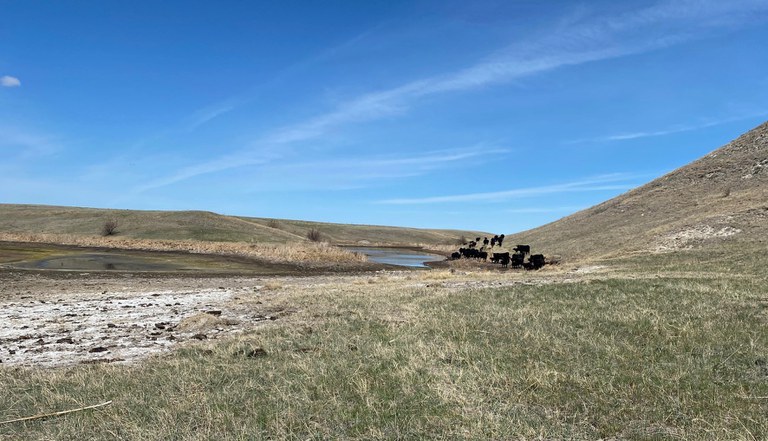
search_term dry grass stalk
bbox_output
[0,401,113,425]
[0,233,366,263]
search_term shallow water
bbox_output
[18,253,183,271]
[348,247,443,268]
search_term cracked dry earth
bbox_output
[0,271,293,368]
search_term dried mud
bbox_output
[0,270,297,368]
[0,258,584,369]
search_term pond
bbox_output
[347,247,444,268]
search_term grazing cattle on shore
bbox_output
[513,245,531,255]
[511,253,525,268]
[458,248,488,260]
[451,252,461,260]
[498,234,505,247]
[491,252,510,264]
[525,254,546,270]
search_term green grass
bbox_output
[2,270,767,439]
[608,241,768,277]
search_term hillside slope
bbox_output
[0,204,486,247]
[506,121,768,260]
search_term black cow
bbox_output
[451,252,461,260]
[510,253,525,268]
[500,254,511,268]
[491,252,510,264]
[513,245,531,255]
[498,234,505,247]
[525,254,546,270]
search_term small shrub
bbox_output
[457,235,467,245]
[306,228,323,242]
[267,219,281,229]
[101,219,119,236]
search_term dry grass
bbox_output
[0,204,488,248]
[507,120,768,260]
[0,232,367,264]
[2,255,766,439]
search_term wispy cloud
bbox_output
[185,101,239,131]
[1,75,21,87]
[0,127,60,159]
[377,173,639,205]
[137,0,768,192]
[232,146,510,191]
[570,111,768,143]
[505,206,586,214]
[132,150,279,194]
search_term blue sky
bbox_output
[2,0,767,233]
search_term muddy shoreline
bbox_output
[0,241,423,368]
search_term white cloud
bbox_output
[136,0,768,191]
[0,127,60,159]
[505,206,586,214]
[1,76,21,87]
[377,174,639,205]
[570,111,768,143]
[242,146,510,191]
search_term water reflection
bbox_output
[348,247,443,268]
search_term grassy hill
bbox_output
[506,120,768,261]
[0,204,488,248]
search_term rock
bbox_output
[89,346,108,353]
[56,337,75,344]
[192,333,207,340]
[205,310,222,316]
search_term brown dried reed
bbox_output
[0,233,367,264]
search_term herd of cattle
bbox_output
[450,235,546,270]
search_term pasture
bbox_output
[2,254,766,440]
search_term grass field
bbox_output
[2,257,767,440]
[0,204,488,248]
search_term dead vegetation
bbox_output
[507,120,768,260]
[0,232,367,264]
